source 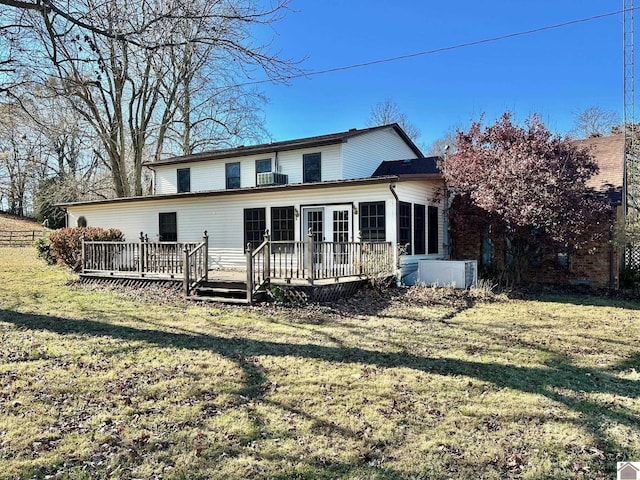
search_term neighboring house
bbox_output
[60,124,447,283]
[450,134,625,288]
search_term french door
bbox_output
[302,206,352,271]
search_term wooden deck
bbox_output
[81,234,395,303]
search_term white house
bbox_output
[61,124,447,285]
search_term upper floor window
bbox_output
[226,162,240,189]
[256,158,272,183]
[303,153,321,183]
[177,168,190,193]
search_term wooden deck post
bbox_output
[246,243,254,304]
[138,232,144,274]
[203,230,209,282]
[263,229,271,279]
[81,237,86,274]
[183,245,190,297]
[306,228,314,283]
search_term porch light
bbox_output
[294,207,300,219]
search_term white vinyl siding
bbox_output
[68,182,396,270]
[153,144,343,194]
[342,127,419,179]
[273,144,342,184]
[68,177,443,278]
[393,180,447,284]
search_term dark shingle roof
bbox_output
[372,157,442,177]
[146,123,423,167]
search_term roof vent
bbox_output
[349,128,357,132]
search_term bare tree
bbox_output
[367,99,421,142]
[0,102,49,215]
[4,0,299,198]
[571,106,620,138]
[426,127,459,157]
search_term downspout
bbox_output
[389,181,401,285]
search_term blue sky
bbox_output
[255,1,625,150]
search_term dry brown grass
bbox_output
[0,213,46,232]
[0,247,639,480]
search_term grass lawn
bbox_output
[0,214,46,232]
[0,247,639,479]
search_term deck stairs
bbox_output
[187,279,266,304]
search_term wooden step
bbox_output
[196,286,247,296]
[199,280,248,290]
[187,295,250,304]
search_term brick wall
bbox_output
[450,206,621,289]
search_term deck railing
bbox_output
[247,230,394,294]
[246,235,270,303]
[82,233,203,278]
[83,230,394,300]
[183,232,209,295]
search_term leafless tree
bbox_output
[426,127,459,157]
[0,102,49,215]
[3,0,300,198]
[571,106,620,138]
[367,99,421,142]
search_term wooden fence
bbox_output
[0,230,44,246]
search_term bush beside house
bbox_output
[46,227,124,272]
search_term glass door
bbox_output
[303,208,324,270]
[303,206,352,274]
[329,208,350,266]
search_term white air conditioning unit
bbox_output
[257,172,288,186]
[417,260,477,289]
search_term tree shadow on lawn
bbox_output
[1,308,638,476]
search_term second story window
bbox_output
[255,158,272,183]
[226,162,240,189]
[303,153,321,183]
[177,168,190,193]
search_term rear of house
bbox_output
[61,124,448,284]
